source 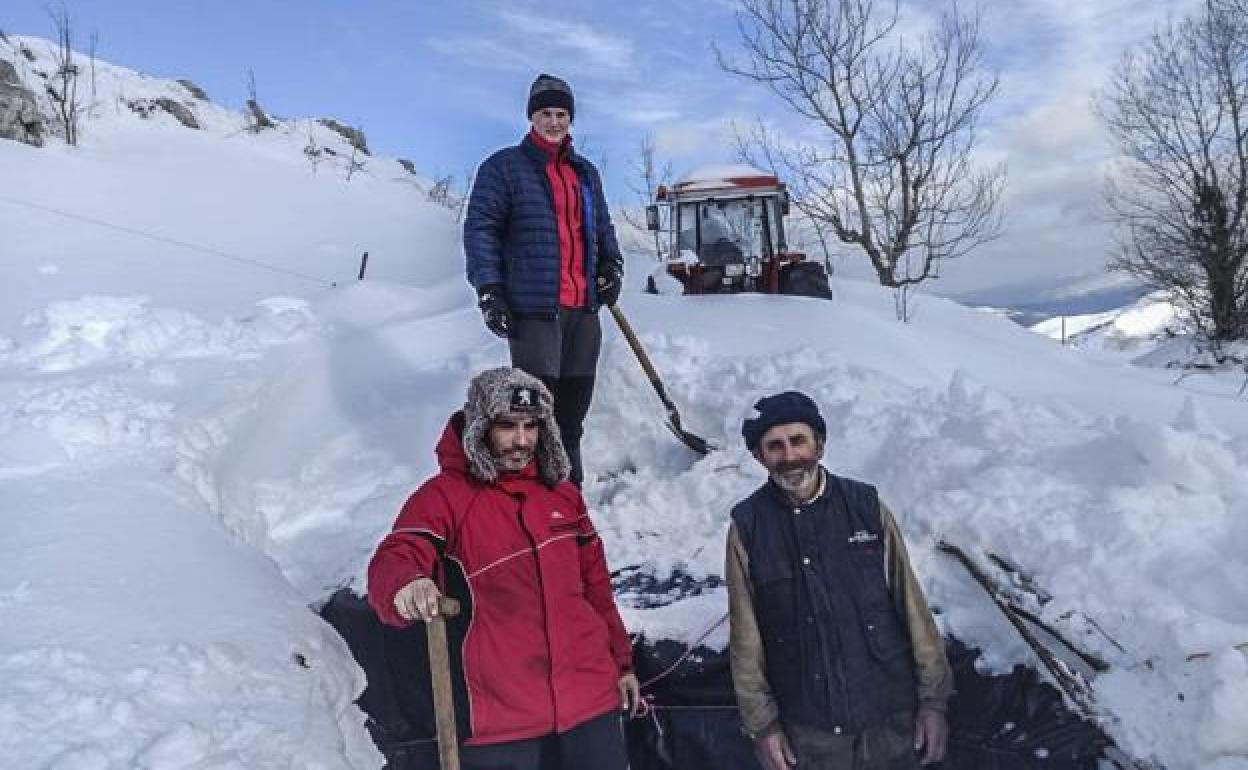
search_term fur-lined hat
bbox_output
[462,367,570,487]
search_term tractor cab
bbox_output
[647,165,830,297]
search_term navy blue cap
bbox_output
[528,73,574,120]
[742,391,826,451]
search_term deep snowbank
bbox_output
[168,279,1248,769]
[0,296,383,769]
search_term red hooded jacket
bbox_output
[367,414,632,745]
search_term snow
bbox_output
[4,37,1248,770]
[1031,291,1182,356]
[672,163,776,191]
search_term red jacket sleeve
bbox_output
[367,482,453,628]
[576,497,634,674]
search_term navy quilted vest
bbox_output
[731,472,917,731]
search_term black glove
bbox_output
[477,285,514,338]
[596,264,623,307]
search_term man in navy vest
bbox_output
[464,73,625,486]
[725,392,953,769]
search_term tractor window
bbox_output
[700,200,761,264]
[677,203,699,259]
[675,198,775,265]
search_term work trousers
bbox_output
[787,713,920,770]
[460,710,629,770]
[509,309,601,485]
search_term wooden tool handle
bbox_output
[609,303,674,406]
[437,596,461,618]
[427,598,462,770]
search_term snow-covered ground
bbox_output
[4,36,1248,769]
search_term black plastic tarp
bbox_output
[320,589,1109,770]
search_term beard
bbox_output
[771,459,821,497]
[493,446,534,473]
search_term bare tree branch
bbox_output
[718,0,1004,318]
[1097,0,1248,348]
[245,68,274,132]
[618,134,673,259]
[45,3,82,146]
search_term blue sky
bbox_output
[3,0,1203,300]
[2,1,755,188]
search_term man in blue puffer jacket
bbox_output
[464,73,625,485]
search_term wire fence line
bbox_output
[0,193,340,288]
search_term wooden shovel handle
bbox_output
[609,303,675,408]
[428,596,462,770]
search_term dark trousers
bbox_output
[787,714,920,770]
[508,309,601,485]
[460,710,629,770]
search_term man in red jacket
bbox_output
[368,366,639,770]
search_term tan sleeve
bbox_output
[881,501,955,710]
[725,522,782,738]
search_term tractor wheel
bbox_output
[779,261,832,299]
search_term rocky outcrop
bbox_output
[127,97,201,129]
[0,59,44,146]
[318,118,369,155]
[156,98,199,129]
[176,78,207,100]
[397,158,418,175]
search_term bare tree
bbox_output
[46,4,82,146]
[427,174,456,206]
[718,0,1004,317]
[245,68,274,132]
[345,140,367,181]
[303,124,323,173]
[1097,0,1248,349]
[618,134,673,259]
[87,29,99,116]
[423,172,471,219]
[458,166,476,223]
[731,122,836,272]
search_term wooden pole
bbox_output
[427,597,462,770]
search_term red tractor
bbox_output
[645,165,831,298]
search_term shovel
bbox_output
[608,303,715,455]
[427,597,463,770]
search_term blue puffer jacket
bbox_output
[464,134,623,318]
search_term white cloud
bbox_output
[654,114,746,160]
[424,7,636,81]
[584,91,685,126]
[426,36,543,75]
[496,9,637,75]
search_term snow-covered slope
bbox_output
[1031,291,1248,384]
[0,34,459,330]
[3,38,1248,770]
